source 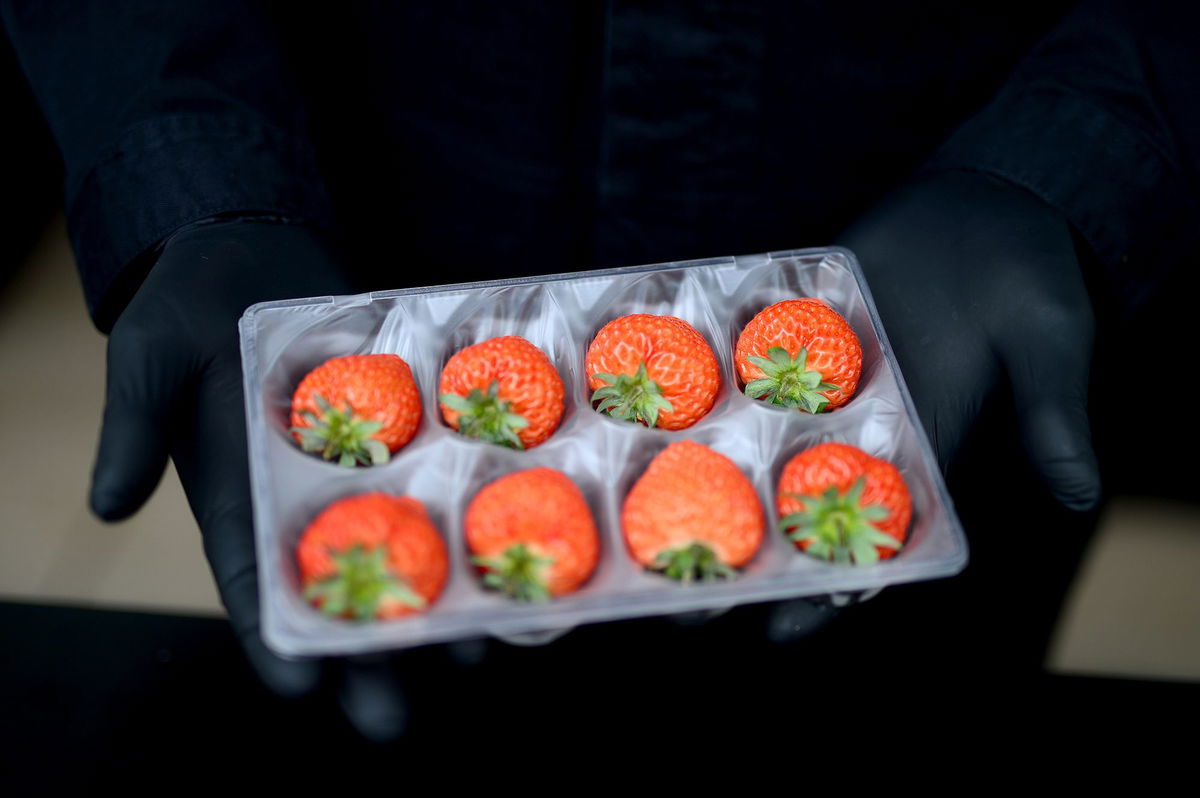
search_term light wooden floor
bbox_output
[2,216,1197,680]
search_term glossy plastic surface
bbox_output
[239,247,967,657]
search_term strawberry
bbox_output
[465,467,600,601]
[735,298,862,412]
[622,440,764,582]
[438,335,564,449]
[585,314,720,430]
[296,493,449,620]
[776,442,912,565]
[290,353,421,466]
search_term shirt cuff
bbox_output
[67,113,335,330]
[923,87,1200,310]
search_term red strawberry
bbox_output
[735,298,862,412]
[776,442,912,565]
[585,314,720,430]
[465,467,600,600]
[438,336,564,449]
[290,353,421,466]
[296,493,449,620]
[622,440,764,582]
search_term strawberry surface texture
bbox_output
[735,298,862,412]
[297,493,449,620]
[439,335,564,449]
[622,440,764,582]
[777,442,912,564]
[586,314,720,430]
[290,353,422,466]
[465,467,600,600]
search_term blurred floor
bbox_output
[1047,497,1200,681]
[1,215,1198,676]
[0,215,221,617]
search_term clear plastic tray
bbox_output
[239,247,967,657]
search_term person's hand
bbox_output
[838,169,1101,510]
[764,170,1102,644]
[87,218,414,740]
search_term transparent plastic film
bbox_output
[239,248,967,657]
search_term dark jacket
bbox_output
[2,1,1196,330]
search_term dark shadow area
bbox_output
[1089,249,1200,502]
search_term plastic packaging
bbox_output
[239,247,967,657]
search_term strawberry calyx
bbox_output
[472,542,554,602]
[780,477,899,565]
[292,394,391,467]
[303,544,426,620]
[744,347,841,413]
[440,380,530,449]
[591,361,675,428]
[651,542,736,583]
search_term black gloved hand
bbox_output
[838,169,1101,509]
[88,219,412,741]
[765,170,1102,644]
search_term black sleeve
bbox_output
[924,0,1200,310]
[0,0,336,331]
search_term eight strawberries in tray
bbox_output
[286,292,915,623]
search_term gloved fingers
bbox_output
[1004,341,1101,511]
[198,487,324,698]
[88,220,360,699]
[90,324,187,521]
[892,335,1001,475]
[338,639,494,740]
[338,655,408,743]
[172,355,323,698]
[839,221,1002,473]
[764,597,840,645]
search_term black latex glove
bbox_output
[88,219,413,741]
[764,170,1101,644]
[839,169,1101,509]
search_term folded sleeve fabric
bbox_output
[924,0,1200,310]
[0,0,335,331]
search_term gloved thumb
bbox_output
[1014,397,1100,511]
[90,327,183,520]
[1003,333,1101,511]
